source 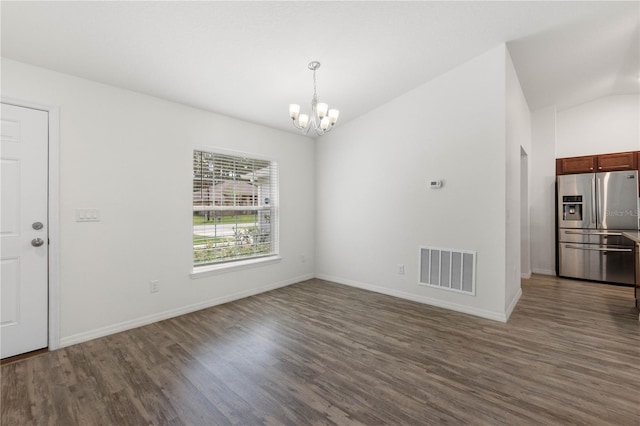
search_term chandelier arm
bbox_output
[317,124,335,136]
[291,118,311,134]
[310,96,318,129]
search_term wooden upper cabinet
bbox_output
[596,151,637,172]
[556,155,596,175]
[556,151,640,175]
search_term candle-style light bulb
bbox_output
[328,109,339,124]
[299,114,309,128]
[289,104,300,120]
[317,103,329,119]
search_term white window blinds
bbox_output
[193,150,278,266]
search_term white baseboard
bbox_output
[505,287,522,321]
[316,274,508,323]
[59,273,314,348]
[531,268,556,276]
[521,272,532,279]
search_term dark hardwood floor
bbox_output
[2,275,639,425]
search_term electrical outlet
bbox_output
[150,280,159,293]
[397,264,405,275]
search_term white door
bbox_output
[1,103,49,359]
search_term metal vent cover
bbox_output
[419,246,476,295]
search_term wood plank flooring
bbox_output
[2,275,639,425]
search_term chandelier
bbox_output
[289,61,340,136]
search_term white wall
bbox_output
[556,95,640,157]
[1,58,316,346]
[530,106,557,276]
[316,45,511,321]
[505,50,530,316]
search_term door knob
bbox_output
[31,238,45,247]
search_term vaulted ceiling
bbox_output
[2,1,638,135]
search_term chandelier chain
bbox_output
[313,68,317,100]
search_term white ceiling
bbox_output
[2,1,638,136]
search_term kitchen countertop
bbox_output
[622,231,640,244]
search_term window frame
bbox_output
[191,147,279,276]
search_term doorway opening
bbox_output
[520,146,531,278]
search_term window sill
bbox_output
[191,256,282,279]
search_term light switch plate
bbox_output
[76,208,100,222]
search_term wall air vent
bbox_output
[419,246,476,295]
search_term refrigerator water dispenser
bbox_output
[562,195,583,221]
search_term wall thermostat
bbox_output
[429,179,443,189]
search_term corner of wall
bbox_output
[505,44,532,316]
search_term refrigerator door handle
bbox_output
[591,175,597,227]
[564,244,632,253]
[564,231,622,236]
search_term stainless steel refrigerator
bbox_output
[557,170,639,285]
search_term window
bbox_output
[193,150,278,267]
